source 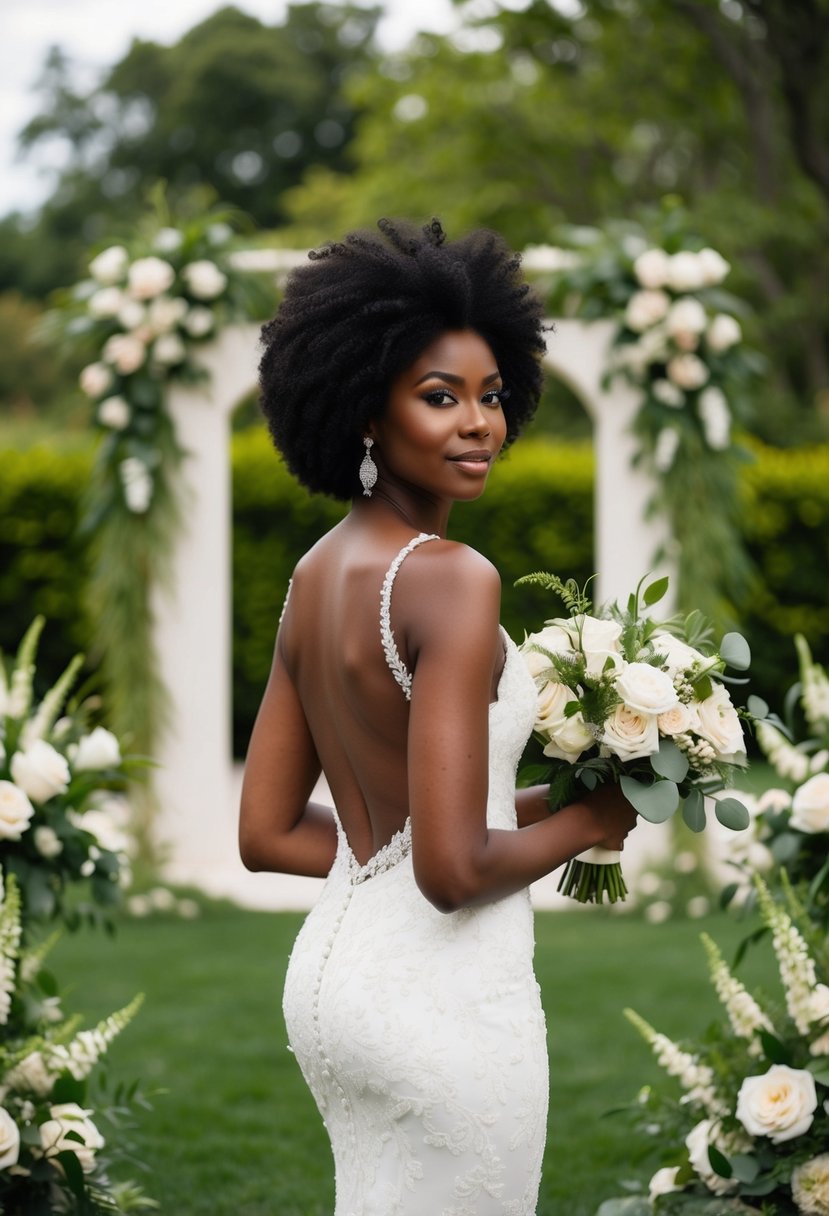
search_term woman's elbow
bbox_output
[414,859,479,913]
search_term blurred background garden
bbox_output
[2,1,829,1213]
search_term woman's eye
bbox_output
[423,389,456,407]
[482,387,508,406]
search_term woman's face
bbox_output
[369,329,508,502]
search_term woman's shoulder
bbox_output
[406,537,500,591]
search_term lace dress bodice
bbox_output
[282,535,548,1215]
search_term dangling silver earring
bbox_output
[359,437,378,497]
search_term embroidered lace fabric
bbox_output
[282,537,547,1215]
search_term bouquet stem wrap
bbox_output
[557,847,627,904]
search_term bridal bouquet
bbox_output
[517,573,756,903]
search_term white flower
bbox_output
[119,458,153,514]
[521,624,573,676]
[648,1166,681,1200]
[73,726,122,772]
[146,294,188,334]
[97,395,131,430]
[654,427,680,472]
[87,286,124,319]
[616,662,679,716]
[651,631,706,677]
[0,1106,20,1169]
[182,259,228,300]
[698,386,731,450]
[39,1103,104,1173]
[791,773,829,834]
[633,248,671,289]
[756,787,792,814]
[625,289,670,332]
[666,296,708,347]
[707,313,742,352]
[698,247,730,286]
[757,720,810,783]
[535,681,594,763]
[79,806,132,855]
[792,1154,829,1216]
[154,226,183,253]
[668,251,707,292]
[127,255,175,301]
[117,298,146,330]
[79,361,114,399]
[103,332,146,375]
[10,740,70,804]
[602,704,659,761]
[667,352,709,390]
[34,825,63,858]
[89,245,128,285]
[5,1049,54,1096]
[652,379,685,408]
[558,614,623,678]
[152,332,187,365]
[658,702,698,736]
[183,306,215,337]
[695,683,746,758]
[0,781,35,840]
[644,900,672,924]
[685,1119,738,1194]
[736,1064,817,1142]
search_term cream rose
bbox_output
[685,1119,738,1195]
[633,248,671,289]
[10,741,70,804]
[87,286,124,319]
[152,333,187,365]
[667,251,706,292]
[652,378,685,408]
[615,662,679,716]
[558,615,623,678]
[707,313,742,352]
[182,259,228,300]
[146,294,188,334]
[34,825,63,859]
[792,1153,829,1216]
[0,1107,20,1170]
[183,306,215,337]
[696,683,746,758]
[541,713,594,764]
[666,296,707,340]
[127,255,175,301]
[667,352,709,390]
[624,289,670,333]
[0,780,36,840]
[756,787,791,814]
[698,247,730,285]
[79,361,114,399]
[89,244,128,285]
[39,1103,105,1173]
[521,624,573,677]
[601,704,659,761]
[736,1064,817,1142]
[658,702,698,736]
[97,395,131,430]
[73,727,122,772]
[651,631,706,677]
[791,773,829,834]
[117,298,146,330]
[103,332,146,375]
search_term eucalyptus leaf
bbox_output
[729,1154,759,1184]
[580,769,599,790]
[681,788,706,833]
[746,695,769,720]
[807,1058,829,1085]
[620,776,679,822]
[714,798,750,831]
[651,738,690,782]
[720,632,751,671]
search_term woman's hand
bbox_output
[581,784,639,851]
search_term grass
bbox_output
[51,901,778,1216]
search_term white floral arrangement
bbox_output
[0,617,136,927]
[516,572,760,903]
[0,872,152,1213]
[597,877,829,1216]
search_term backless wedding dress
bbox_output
[282,534,548,1216]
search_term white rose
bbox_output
[535,679,578,733]
[667,352,709,390]
[558,615,623,678]
[696,683,746,758]
[87,286,124,319]
[666,296,707,340]
[97,395,131,430]
[616,662,679,716]
[756,787,791,814]
[736,1064,817,1143]
[624,289,670,332]
[0,1107,20,1170]
[103,332,146,375]
[117,298,146,330]
[182,259,228,300]
[127,255,175,301]
[792,1153,829,1216]
[119,458,153,514]
[639,322,669,362]
[667,251,706,292]
[183,306,215,338]
[542,712,595,764]
[685,1119,737,1195]
[658,702,698,736]
[654,427,680,472]
[88,245,128,285]
[521,625,573,677]
[791,773,829,834]
[707,313,742,352]
[0,780,36,840]
[147,294,188,334]
[6,1050,54,1096]
[39,1103,104,1173]
[633,248,671,289]
[78,808,131,855]
[698,247,730,286]
[652,378,685,408]
[698,386,731,450]
[652,631,706,677]
[10,740,70,804]
[73,727,121,772]
[79,361,114,399]
[34,825,63,858]
[152,333,187,366]
[601,704,660,761]
[812,749,829,773]
[648,1166,682,1201]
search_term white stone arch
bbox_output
[153,302,674,903]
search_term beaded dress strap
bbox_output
[380,533,440,701]
[278,578,292,626]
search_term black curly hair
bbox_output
[258,218,547,500]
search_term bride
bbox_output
[239,218,636,1215]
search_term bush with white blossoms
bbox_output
[0,872,153,1214]
[596,877,829,1216]
[517,572,762,903]
[0,617,138,928]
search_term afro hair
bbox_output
[258,218,547,500]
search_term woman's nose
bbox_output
[459,401,490,436]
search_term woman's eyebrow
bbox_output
[414,369,501,386]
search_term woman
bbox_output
[239,219,636,1215]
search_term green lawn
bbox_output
[53,902,777,1216]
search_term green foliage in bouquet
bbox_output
[517,572,761,903]
[600,877,829,1216]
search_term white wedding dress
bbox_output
[282,534,548,1216]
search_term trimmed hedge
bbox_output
[2,434,828,756]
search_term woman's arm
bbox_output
[238,636,338,878]
[515,785,552,828]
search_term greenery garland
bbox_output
[531,204,763,624]
[49,197,276,817]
